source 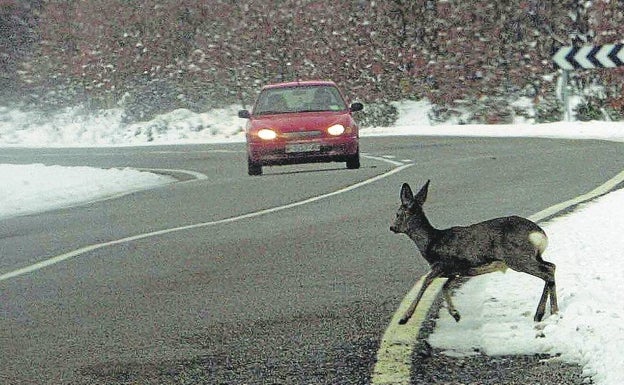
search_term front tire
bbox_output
[248,158,262,176]
[346,151,360,169]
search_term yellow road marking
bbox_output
[371,277,446,384]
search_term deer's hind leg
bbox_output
[532,260,557,322]
[507,255,557,322]
[543,260,558,317]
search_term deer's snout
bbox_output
[390,225,399,233]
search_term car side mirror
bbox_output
[350,102,363,112]
[238,110,251,119]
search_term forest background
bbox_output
[2,0,624,126]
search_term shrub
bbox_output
[535,97,563,123]
[467,96,514,124]
[356,101,398,127]
[120,80,185,124]
[574,99,604,121]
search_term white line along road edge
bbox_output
[0,157,412,282]
[371,167,624,385]
[137,167,209,181]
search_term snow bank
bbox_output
[0,105,246,147]
[428,189,624,385]
[0,164,174,220]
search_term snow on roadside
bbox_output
[3,101,624,147]
[0,164,174,220]
[363,118,624,143]
[428,188,624,385]
[0,105,246,147]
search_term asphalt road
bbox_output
[1,136,623,384]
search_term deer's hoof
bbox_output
[452,312,461,322]
[398,318,408,325]
[534,312,544,322]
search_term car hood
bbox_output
[249,111,351,132]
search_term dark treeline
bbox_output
[2,0,624,123]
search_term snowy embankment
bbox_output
[1,102,624,384]
[0,105,246,146]
[0,164,174,220]
[429,189,624,385]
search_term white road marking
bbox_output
[371,167,624,385]
[0,159,412,282]
[137,168,208,181]
[362,154,407,167]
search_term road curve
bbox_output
[1,137,623,384]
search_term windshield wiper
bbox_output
[256,110,289,115]
[296,109,326,113]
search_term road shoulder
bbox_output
[412,293,584,385]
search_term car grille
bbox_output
[282,131,322,139]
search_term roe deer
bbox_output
[390,180,558,324]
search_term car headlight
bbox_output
[327,124,345,136]
[257,128,277,140]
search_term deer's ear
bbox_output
[414,180,430,206]
[400,183,414,206]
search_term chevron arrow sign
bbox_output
[553,44,624,70]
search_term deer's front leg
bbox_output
[442,275,461,322]
[399,266,442,325]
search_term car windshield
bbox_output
[253,85,347,115]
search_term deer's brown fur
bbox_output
[390,180,558,324]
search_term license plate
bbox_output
[285,143,321,153]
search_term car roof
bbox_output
[261,80,338,90]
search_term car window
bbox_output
[253,85,347,115]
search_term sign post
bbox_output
[552,43,624,121]
[561,69,570,122]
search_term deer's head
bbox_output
[390,180,430,234]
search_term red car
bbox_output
[238,80,363,175]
